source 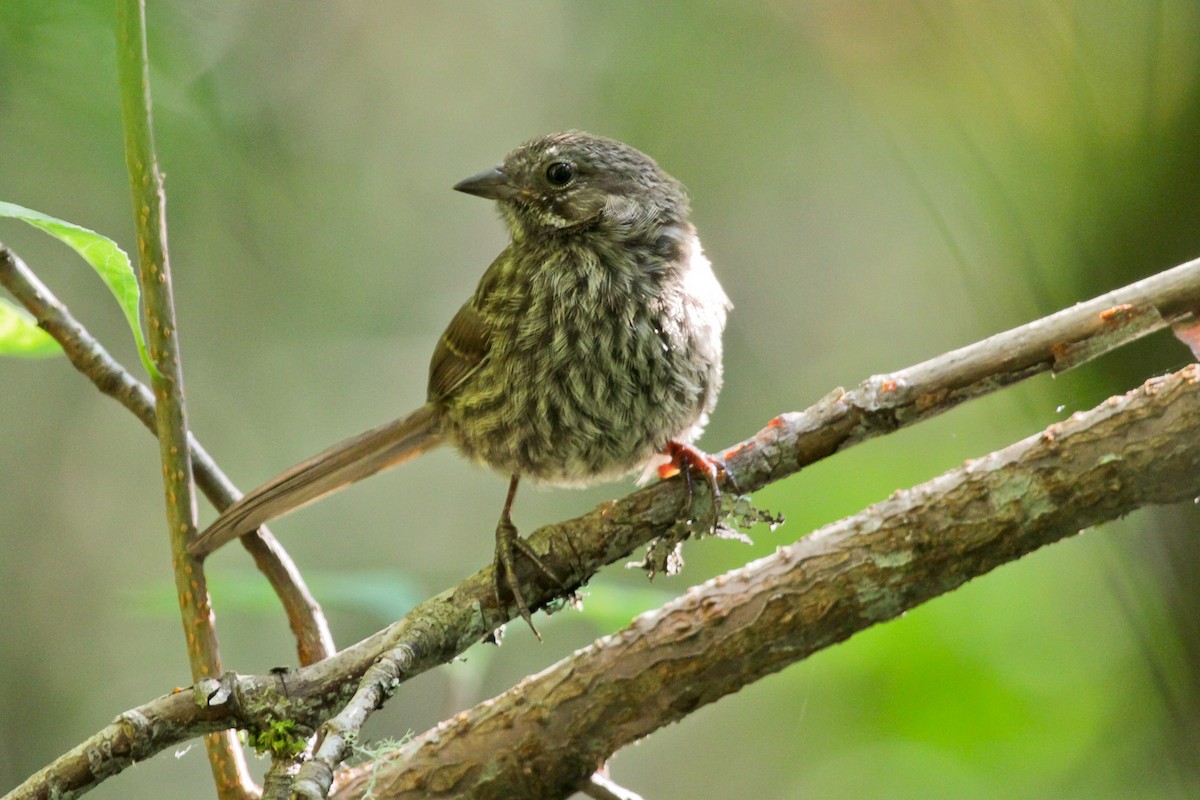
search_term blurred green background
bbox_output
[3,2,1199,797]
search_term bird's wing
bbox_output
[427,301,491,402]
[427,250,510,401]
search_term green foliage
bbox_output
[247,717,306,759]
[0,201,158,377]
[0,298,60,358]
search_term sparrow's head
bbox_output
[454,131,689,237]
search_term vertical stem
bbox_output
[115,2,258,797]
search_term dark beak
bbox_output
[453,165,517,201]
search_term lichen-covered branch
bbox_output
[290,650,416,799]
[241,256,1200,736]
[719,255,1200,494]
[329,365,1200,800]
[4,690,236,800]
[9,365,1199,800]
[6,253,1200,798]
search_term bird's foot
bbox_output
[630,441,738,578]
[659,440,737,534]
[628,441,729,578]
[493,517,562,641]
[633,444,780,578]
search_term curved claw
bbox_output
[494,517,547,640]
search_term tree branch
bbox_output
[4,690,235,800]
[328,364,1200,799]
[223,256,1200,781]
[6,255,1199,799]
[10,362,1198,800]
[0,244,334,665]
[721,254,1200,490]
[291,651,414,799]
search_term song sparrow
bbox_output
[191,131,731,636]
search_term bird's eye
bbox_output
[545,161,575,186]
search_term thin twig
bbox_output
[0,244,334,664]
[718,255,1200,490]
[116,3,256,796]
[291,651,414,799]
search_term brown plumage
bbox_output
[191,131,731,635]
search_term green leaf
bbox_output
[0,298,62,358]
[0,200,158,377]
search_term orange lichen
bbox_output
[722,441,755,460]
[1100,303,1134,322]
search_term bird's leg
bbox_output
[660,441,735,533]
[493,474,561,639]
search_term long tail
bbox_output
[190,404,442,557]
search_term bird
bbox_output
[190,131,731,636]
